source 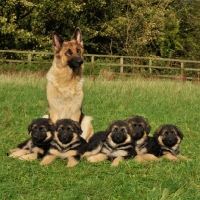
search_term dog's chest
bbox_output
[135,138,148,155]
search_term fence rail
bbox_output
[0,50,200,80]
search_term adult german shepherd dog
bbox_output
[46,27,93,142]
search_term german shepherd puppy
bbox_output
[8,118,54,161]
[126,115,161,162]
[83,120,136,166]
[153,124,189,161]
[46,27,93,142]
[40,119,87,167]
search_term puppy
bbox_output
[8,118,54,161]
[46,27,93,142]
[83,120,136,166]
[153,124,189,161]
[126,115,162,162]
[40,119,87,167]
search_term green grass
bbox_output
[0,73,200,199]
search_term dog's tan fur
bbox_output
[8,118,54,161]
[46,28,93,142]
[153,124,190,162]
[40,119,87,167]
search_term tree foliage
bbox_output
[0,0,200,59]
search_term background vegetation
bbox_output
[0,74,200,199]
[1,0,200,59]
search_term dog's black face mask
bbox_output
[131,123,145,139]
[162,130,178,147]
[68,56,83,70]
[29,118,54,145]
[57,127,74,144]
[111,128,127,144]
[31,127,48,145]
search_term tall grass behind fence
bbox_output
[0,50,200,80]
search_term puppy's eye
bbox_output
[67,127,73,132]
[113,128,118,132]
[32,127,37,131]
[164,131,169,135]
[138,124,142,127]
[132,124,137,127]
[58,127,64,132]
[66,49,72,56]
[171,131,175,135]
[121,128,125,133]
[40,127,45,132]
[77,48,81,53]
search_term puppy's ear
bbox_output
[48,119,55,132]
[73,121,83,135]
[72,27,83,46]
[52,31,64,51]
[127,124,134,135]
[53,120,59,131]
[175,126,184,140]
[105,122,114,136]
[27,123,33,134]
[146,124,151,135]
[153,126,163,139]
[144,118,151,135]
[28,119,37,134]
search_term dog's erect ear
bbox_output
[48,119,55,132]
[153,126,163,139]
[175,126,184,140]
[28,123,33,134]
[28,119,37,135]
[72,27,83,46]
[52,31,64,51]
[144,118,151,135]
[73,121,83,135]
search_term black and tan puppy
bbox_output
[8,118,54,161]
[126,115,161,162]
[153,124,189,161]
[83,120,136,166]
[40,119,87,167]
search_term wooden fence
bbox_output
[0,50,200,80]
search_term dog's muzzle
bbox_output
[111,132,126,144]
[163,135,178,147]
[68,57,83,69]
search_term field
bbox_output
[0,73,200,199]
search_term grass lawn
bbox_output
[0,73,200,199]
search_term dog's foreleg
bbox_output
[19,153,38,161]
[9,149,29,158]
[134,155,147,163]
[162,153,179,162]
[9,148,20,154]
[111,157,124,167]
[60,150,78,159]
[87,153,108,163]
[40,154,56,165]
[141,154,162,162]
[177,154,192,161]
[67,157,79,167]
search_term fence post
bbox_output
[28,53,32,63]
[120,56,123,73]
[90,55,94,75]
[149,58,152,74]
[181,62,184,77]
